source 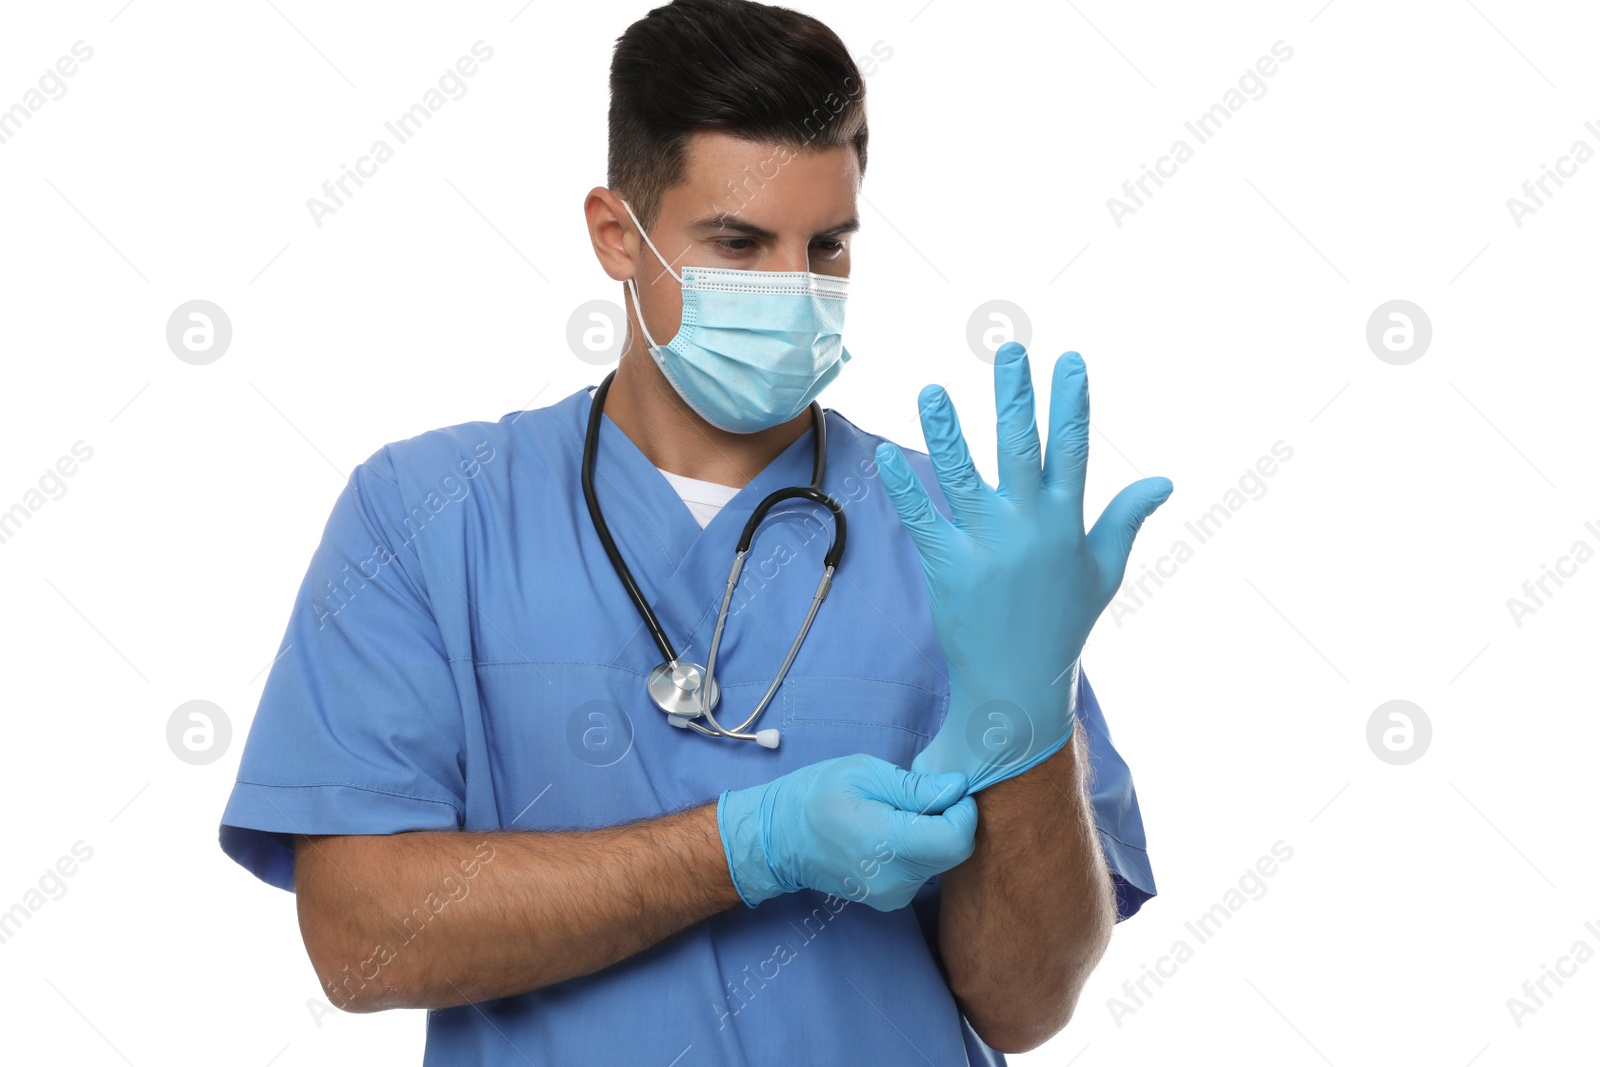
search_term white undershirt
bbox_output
[656,467,741,528]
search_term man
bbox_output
[218,1,1170,1062]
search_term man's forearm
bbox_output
[936,727,1118,1053]
[295,801,743,1012]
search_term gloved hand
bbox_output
[876,342,1172,793]
[718,753,977,911]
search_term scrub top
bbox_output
[219,385,1156,1066]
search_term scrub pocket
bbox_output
[776,675,943,776]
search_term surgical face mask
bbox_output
[619,197,851,434]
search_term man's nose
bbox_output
[768,241,813,272]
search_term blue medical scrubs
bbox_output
[219,385,1156,1066]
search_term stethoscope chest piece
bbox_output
[646,658,720,721]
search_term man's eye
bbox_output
[714,238,755,253]
[812,239,845,256]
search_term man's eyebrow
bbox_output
[686,214,860,239]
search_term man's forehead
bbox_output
[668,132,859,226]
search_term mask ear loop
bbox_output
[619,197,683,285]
[618,196,683,355]
[624,273,660,353]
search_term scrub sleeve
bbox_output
[219,447,468,891]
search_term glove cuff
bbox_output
[717,786,786,908]
[947,658,1082,792]
[999,700,1078,783]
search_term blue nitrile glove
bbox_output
[718,753,977,911]
[876,342,1173,793]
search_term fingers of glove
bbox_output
[1086,476,1174,581]
[1041,353,1090,529]
[915,385,988,530]
[992,342,1044,507]
[859,877,930,912]
[938,794,979,854]
[907,746,941,780]
[875,442,950,560]
[865,764,970,817]
[888,793,979,872]
[857,806,979,908]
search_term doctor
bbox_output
[218,1,1170,1063]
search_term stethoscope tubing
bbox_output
[581,370,845,743]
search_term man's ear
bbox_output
[585,187,638,282]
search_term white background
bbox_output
[2,1,1596,1064]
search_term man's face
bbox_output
[628,130,860,346]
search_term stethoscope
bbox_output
[581,371,846,748]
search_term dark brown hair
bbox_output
[608,0,868,228]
